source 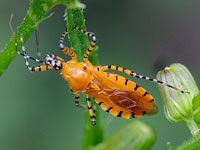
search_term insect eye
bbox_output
[48,60,52,64]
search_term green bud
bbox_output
[90,120,155,150]
[157,63,199,136]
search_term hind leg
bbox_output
[86,95,96,126]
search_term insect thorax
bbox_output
[61,61,93,93]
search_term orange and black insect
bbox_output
[13,22,187,126]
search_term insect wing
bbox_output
[91,71,158,117]
[106,89,157,116]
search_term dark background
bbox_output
[0,0,200,150]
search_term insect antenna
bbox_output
[9,13,18,52]
[35,28,41,59]
[9,13,15,36]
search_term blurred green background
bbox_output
[0,0,200,150]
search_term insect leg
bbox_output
[19,34,54,71]
[9,14,52,71]
[29,65,54,71]
[92,97,96,117]
[98,65,188,93]
[74,24,97,62]
[59,31,77,60]
[74,93,86,109]
[54,55,66,62]
[86,95,96,126]
[17,52,45,64]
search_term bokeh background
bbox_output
[0,0,200,150]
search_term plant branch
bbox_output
[0,0,82,77]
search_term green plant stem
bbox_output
[0,0,82,77]
[184,118,200,137]
[169,132,200,150]
[65,8,102,150]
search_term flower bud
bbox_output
[157,63,199,122]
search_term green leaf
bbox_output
[66,8,87,61]
[193,92,200,124]
[90,120,156,150]
[65,8,102,150]
[0,0,82,77]
[88,46,99,66]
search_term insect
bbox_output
[12,21,187,126]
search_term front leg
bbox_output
[74,24,97,62]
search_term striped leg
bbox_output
[59,31,77,60]
[30,65,54,71]
[10,16,53,71]
[86,95,96,126]
[92,97,96,117]
[74,93,86,109]
[97,65,188,93]
[19,34,54,71]
[74,25,97,62]
[17,52,45,64]
[53,55,65,62]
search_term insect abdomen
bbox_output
[86,71,158,118]
[94,98,137,119]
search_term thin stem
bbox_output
[184,118,200,137]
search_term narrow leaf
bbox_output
[65,8,102,150]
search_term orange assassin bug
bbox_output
[11,20,187,126]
